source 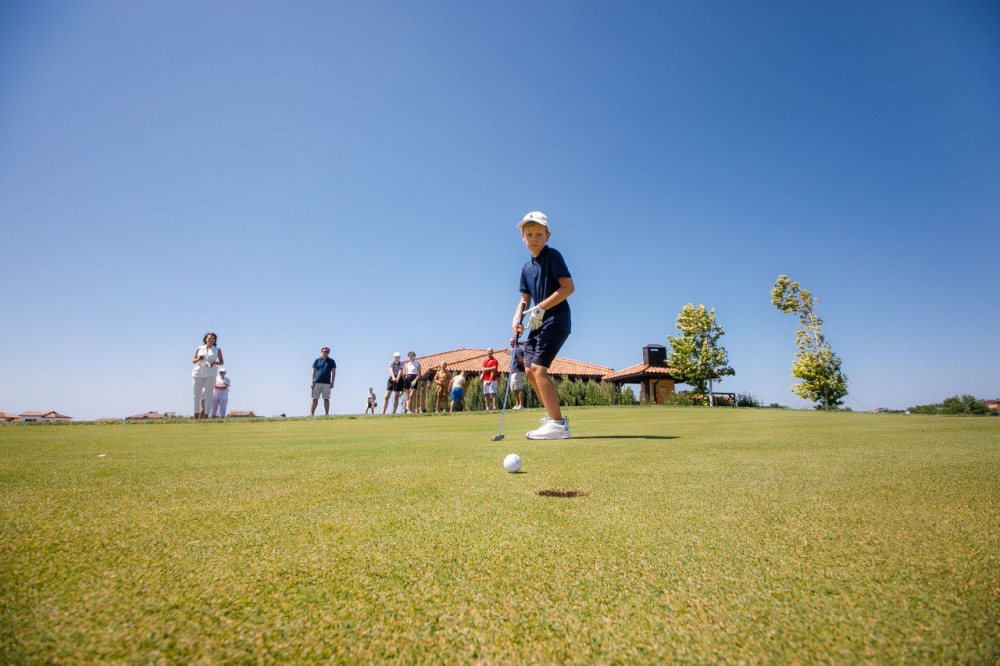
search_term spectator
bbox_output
[191,332,223,419]
[482,348,499,411]
[310,346,337,416]
[383,353,404,414]
[209,368,231,417]
[404,351,422,413]
[450,371,467,412]
[365,387,377,415]
[509,337,526,410]
[433,362,453,413]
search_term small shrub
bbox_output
[662,392,704,407]
[736,392,761,408]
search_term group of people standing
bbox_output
[381,351,425,414]
[191,332,230,418]
[432,363,468,413]
[373,335,527,416]
[379,354,469,414]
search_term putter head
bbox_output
[490,434,505,441]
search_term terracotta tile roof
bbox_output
[228,410,257,417]
[0,412,19,421]
[19,410,72,419]
[126,412,164,420]
[414,348,612,379]
[602,363,678,382]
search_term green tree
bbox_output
[940,394,990,415]
[941,393,990,415]
[620,386,638,405]
[908,395,994,415]
[771,275,849,410]
[666,304,735,405]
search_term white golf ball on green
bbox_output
[503,453,522,473]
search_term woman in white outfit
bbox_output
[191,332,223,419]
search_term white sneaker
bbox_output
[512,405,523,410]
[526,419,570,440]
[537,415,569,432]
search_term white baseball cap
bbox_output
[517,211,549,229]
[218,368,226,373]
[393,352,401,357]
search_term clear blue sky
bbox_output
[2,1,997,419]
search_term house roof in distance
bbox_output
[414,348,612,379]
[126,412,164,420]
[19,410,72,419]
[602,363,678,383]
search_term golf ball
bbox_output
[503,453,522,474]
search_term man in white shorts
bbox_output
[310,347,337,416]
[509,337,526,410]
[482,348,499,411]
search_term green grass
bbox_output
[2,408,998,663]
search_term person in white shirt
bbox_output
[404,351,422,413]
[191,332,223,419]
[450,372,467,412]
[209,368,231,417]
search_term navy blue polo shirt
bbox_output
[520,245,572,327]
[313,357,337,384]
[512,343,525,371]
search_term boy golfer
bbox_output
[512,211,575,439]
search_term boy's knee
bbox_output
[529,365,549,379]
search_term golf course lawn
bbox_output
[1,407,998,663]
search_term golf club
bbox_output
[490,304,526,441]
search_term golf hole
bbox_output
[535,488,590,498]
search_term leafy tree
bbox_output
[617,386,638,406]
[771,275,849,410]
[910,395,992,416]
[941,395,990,415]
[666,304,735,405]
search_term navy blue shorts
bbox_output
[524,317,570,369]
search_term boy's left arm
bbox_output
[541,277,574,310]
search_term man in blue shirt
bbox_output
[509,336,526,410]
[311,347,337,416]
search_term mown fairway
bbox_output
[1,408,998,663]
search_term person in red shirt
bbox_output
[482,348,499,411]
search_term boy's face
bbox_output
[521,223,550,257]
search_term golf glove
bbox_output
[524,305,546,331]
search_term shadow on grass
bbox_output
[572,435,679,440]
